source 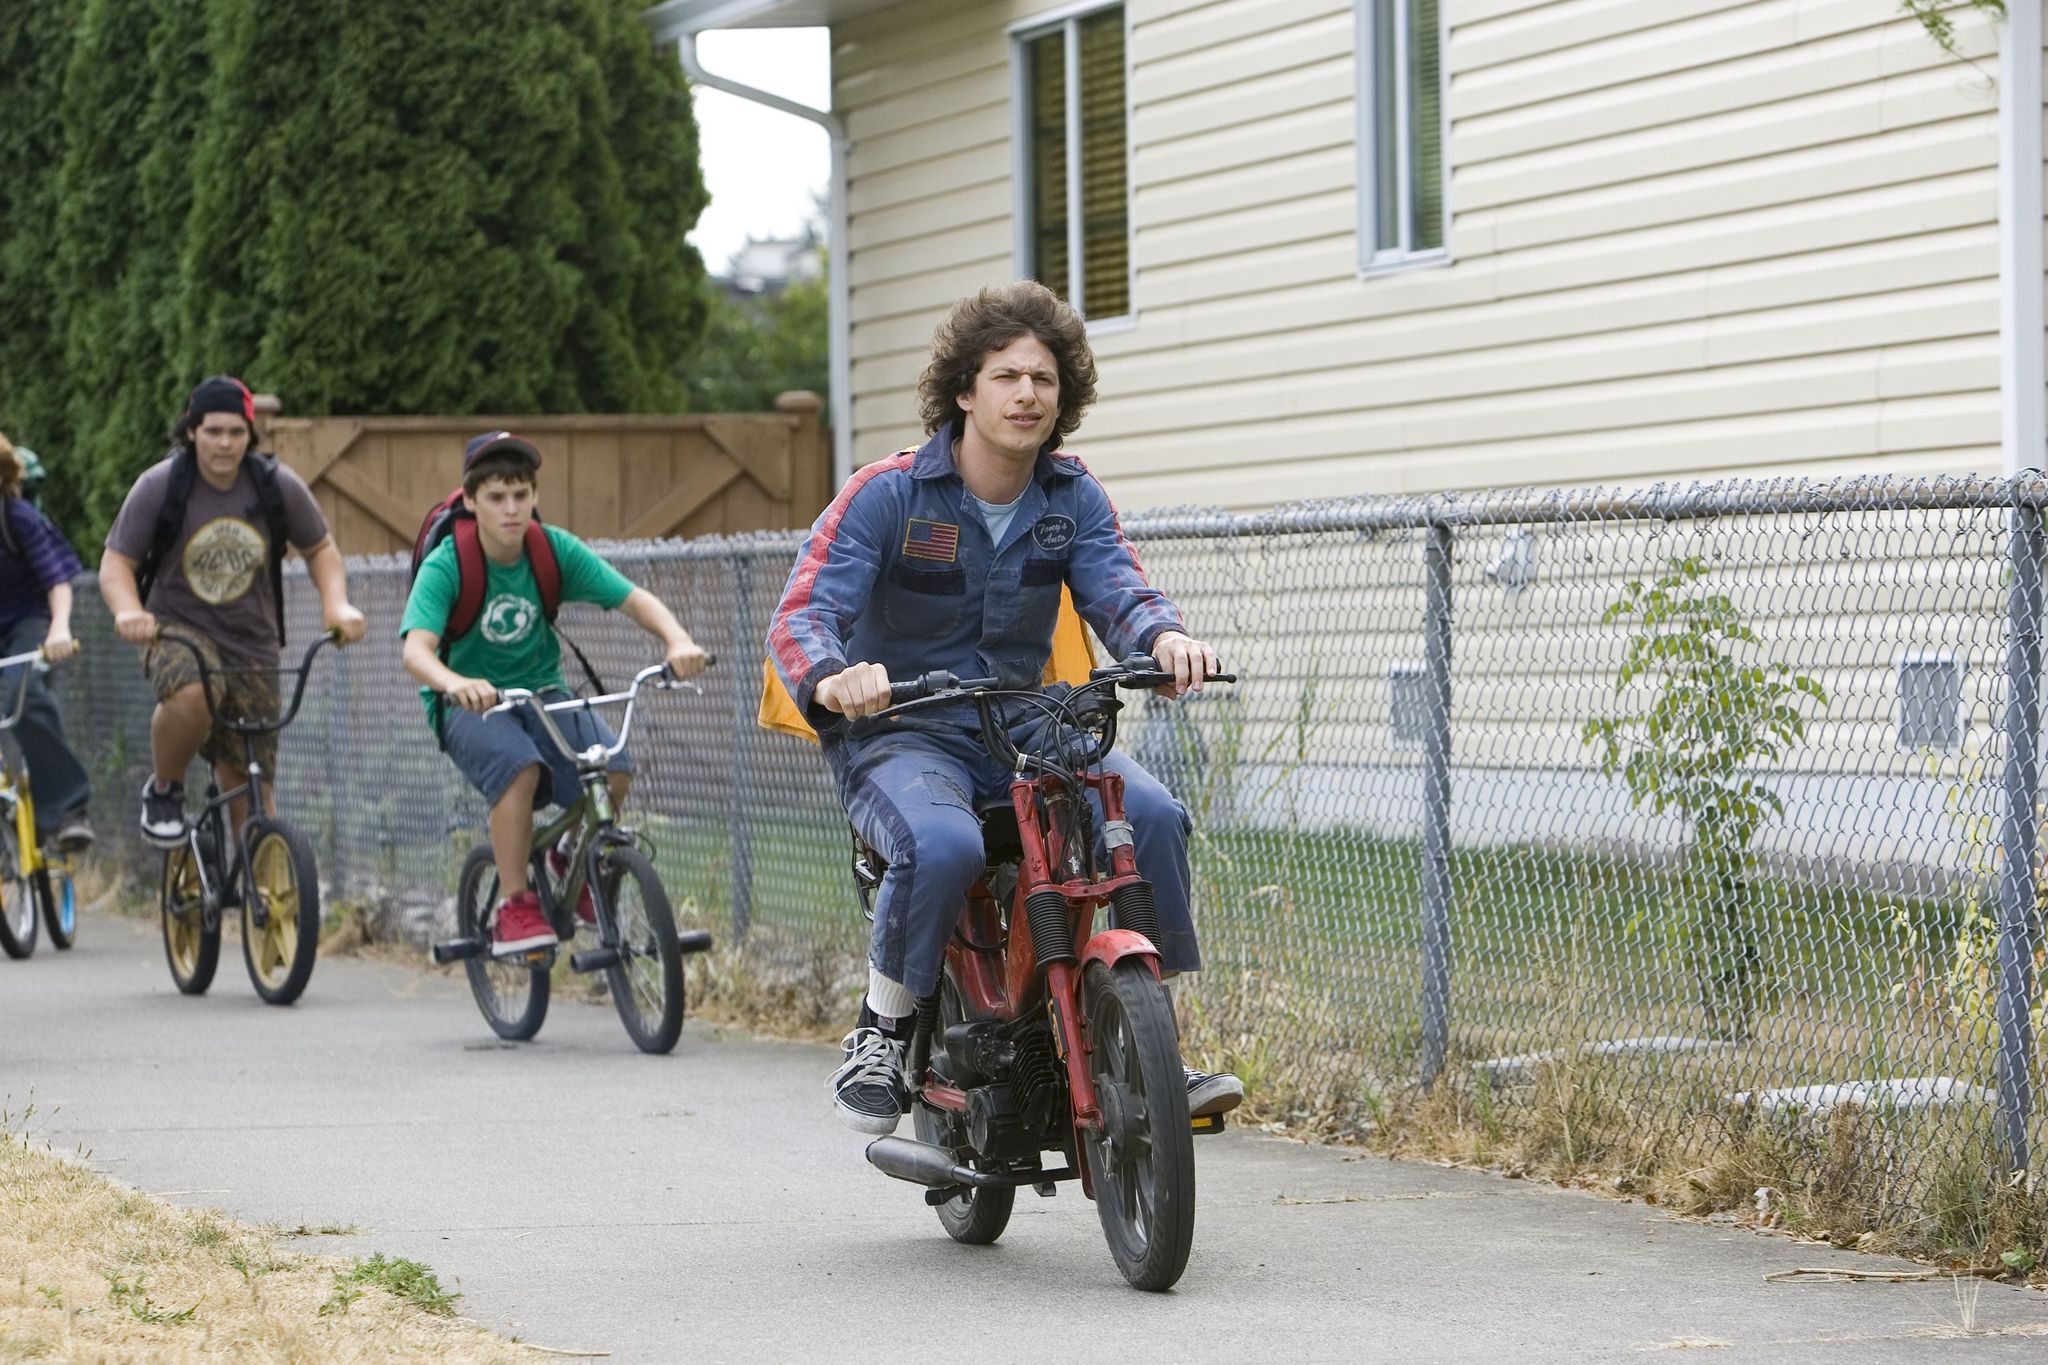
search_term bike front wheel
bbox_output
[35,861,76,950]
[0,812,37,959]
[1082,959,1196,1292]
[162,846,219,994]
[598,845,684,1054]
[243,818,321,1005]
[457,844,549,1041]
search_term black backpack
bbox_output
[133,446,290,646]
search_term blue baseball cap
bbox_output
[462,430,542,472]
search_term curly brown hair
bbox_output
[917,281,1098,447]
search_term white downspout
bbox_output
[677,32,854,488]
[2001,0,2045,476]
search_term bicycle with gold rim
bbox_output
[0,647,82,960]
[153,630,339,1005]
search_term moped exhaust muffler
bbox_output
[865,1136,999,1189]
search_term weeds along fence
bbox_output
[51,474,2048,1231]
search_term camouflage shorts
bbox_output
[144,626,282,775]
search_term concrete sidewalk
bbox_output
[5,911,2046,1363]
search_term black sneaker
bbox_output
[830,1027,907,1135]
[139,778,185,850]
[1186,1065,1244,1119]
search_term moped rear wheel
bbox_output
[913,968,1015,1245]
[457,845,549,1041]
[1082,959,1195,1292]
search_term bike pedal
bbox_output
[431,938,482,964]
[1190,1113,1226,1135]
[1033,1180,1058,1198]
[570,947,619,972]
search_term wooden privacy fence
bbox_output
[267,393,830,554]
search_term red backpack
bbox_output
[410,487,565,643]
[409,489,600,735]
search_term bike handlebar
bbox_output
[0,646,59,735]
[149,629,341,736]
[478,653,717,768]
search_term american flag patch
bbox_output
[902,518,960,563]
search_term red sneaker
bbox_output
[491,890,556,957]
[547,847,597,925]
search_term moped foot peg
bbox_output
[677,930,714,955]
[431,938,482,964]
[570,946,620,972]
[1190,1112,1226,1135]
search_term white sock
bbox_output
[866,968,917,1023]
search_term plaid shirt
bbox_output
[0,498,84,635]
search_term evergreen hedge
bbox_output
[0,0,707,541]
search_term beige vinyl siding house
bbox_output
[825,0,2009,510]
[643,0,2036,880]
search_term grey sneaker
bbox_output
[831,1027,907,1135]
[138,778,184,850]
[51,811,94,854]
[1186,1065,1244,1119]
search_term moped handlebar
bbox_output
[859,656,1236,776]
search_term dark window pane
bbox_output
[1028,31,1069,298]
[1372,0,1398,251]
[1078,8,1128,317]
[1408,0,1443,251]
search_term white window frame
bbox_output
[1354,0,1450,277]
[1009,0,1135,330]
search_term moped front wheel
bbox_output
[1082,959,1195,1292]
[913,968,1015,1245]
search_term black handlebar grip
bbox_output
[890,670,957,703]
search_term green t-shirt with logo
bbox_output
[399,524,635,719]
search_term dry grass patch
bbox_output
[0,1107,529,1363]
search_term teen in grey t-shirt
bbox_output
[105,455,330,664]
[98,375,366,848]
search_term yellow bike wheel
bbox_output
[161,846,219,994]
[242,818,320,1006]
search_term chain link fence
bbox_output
[52,474,2047,1234]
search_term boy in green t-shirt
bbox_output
[400,433,708,956]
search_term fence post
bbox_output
[326,642,349,899]
[728,556,756,944]
[1419,520,1454,1090]
[1995,498,2042,1176]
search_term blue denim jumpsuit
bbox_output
[767,424,1199,998]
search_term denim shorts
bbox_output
[440,689,634,810]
